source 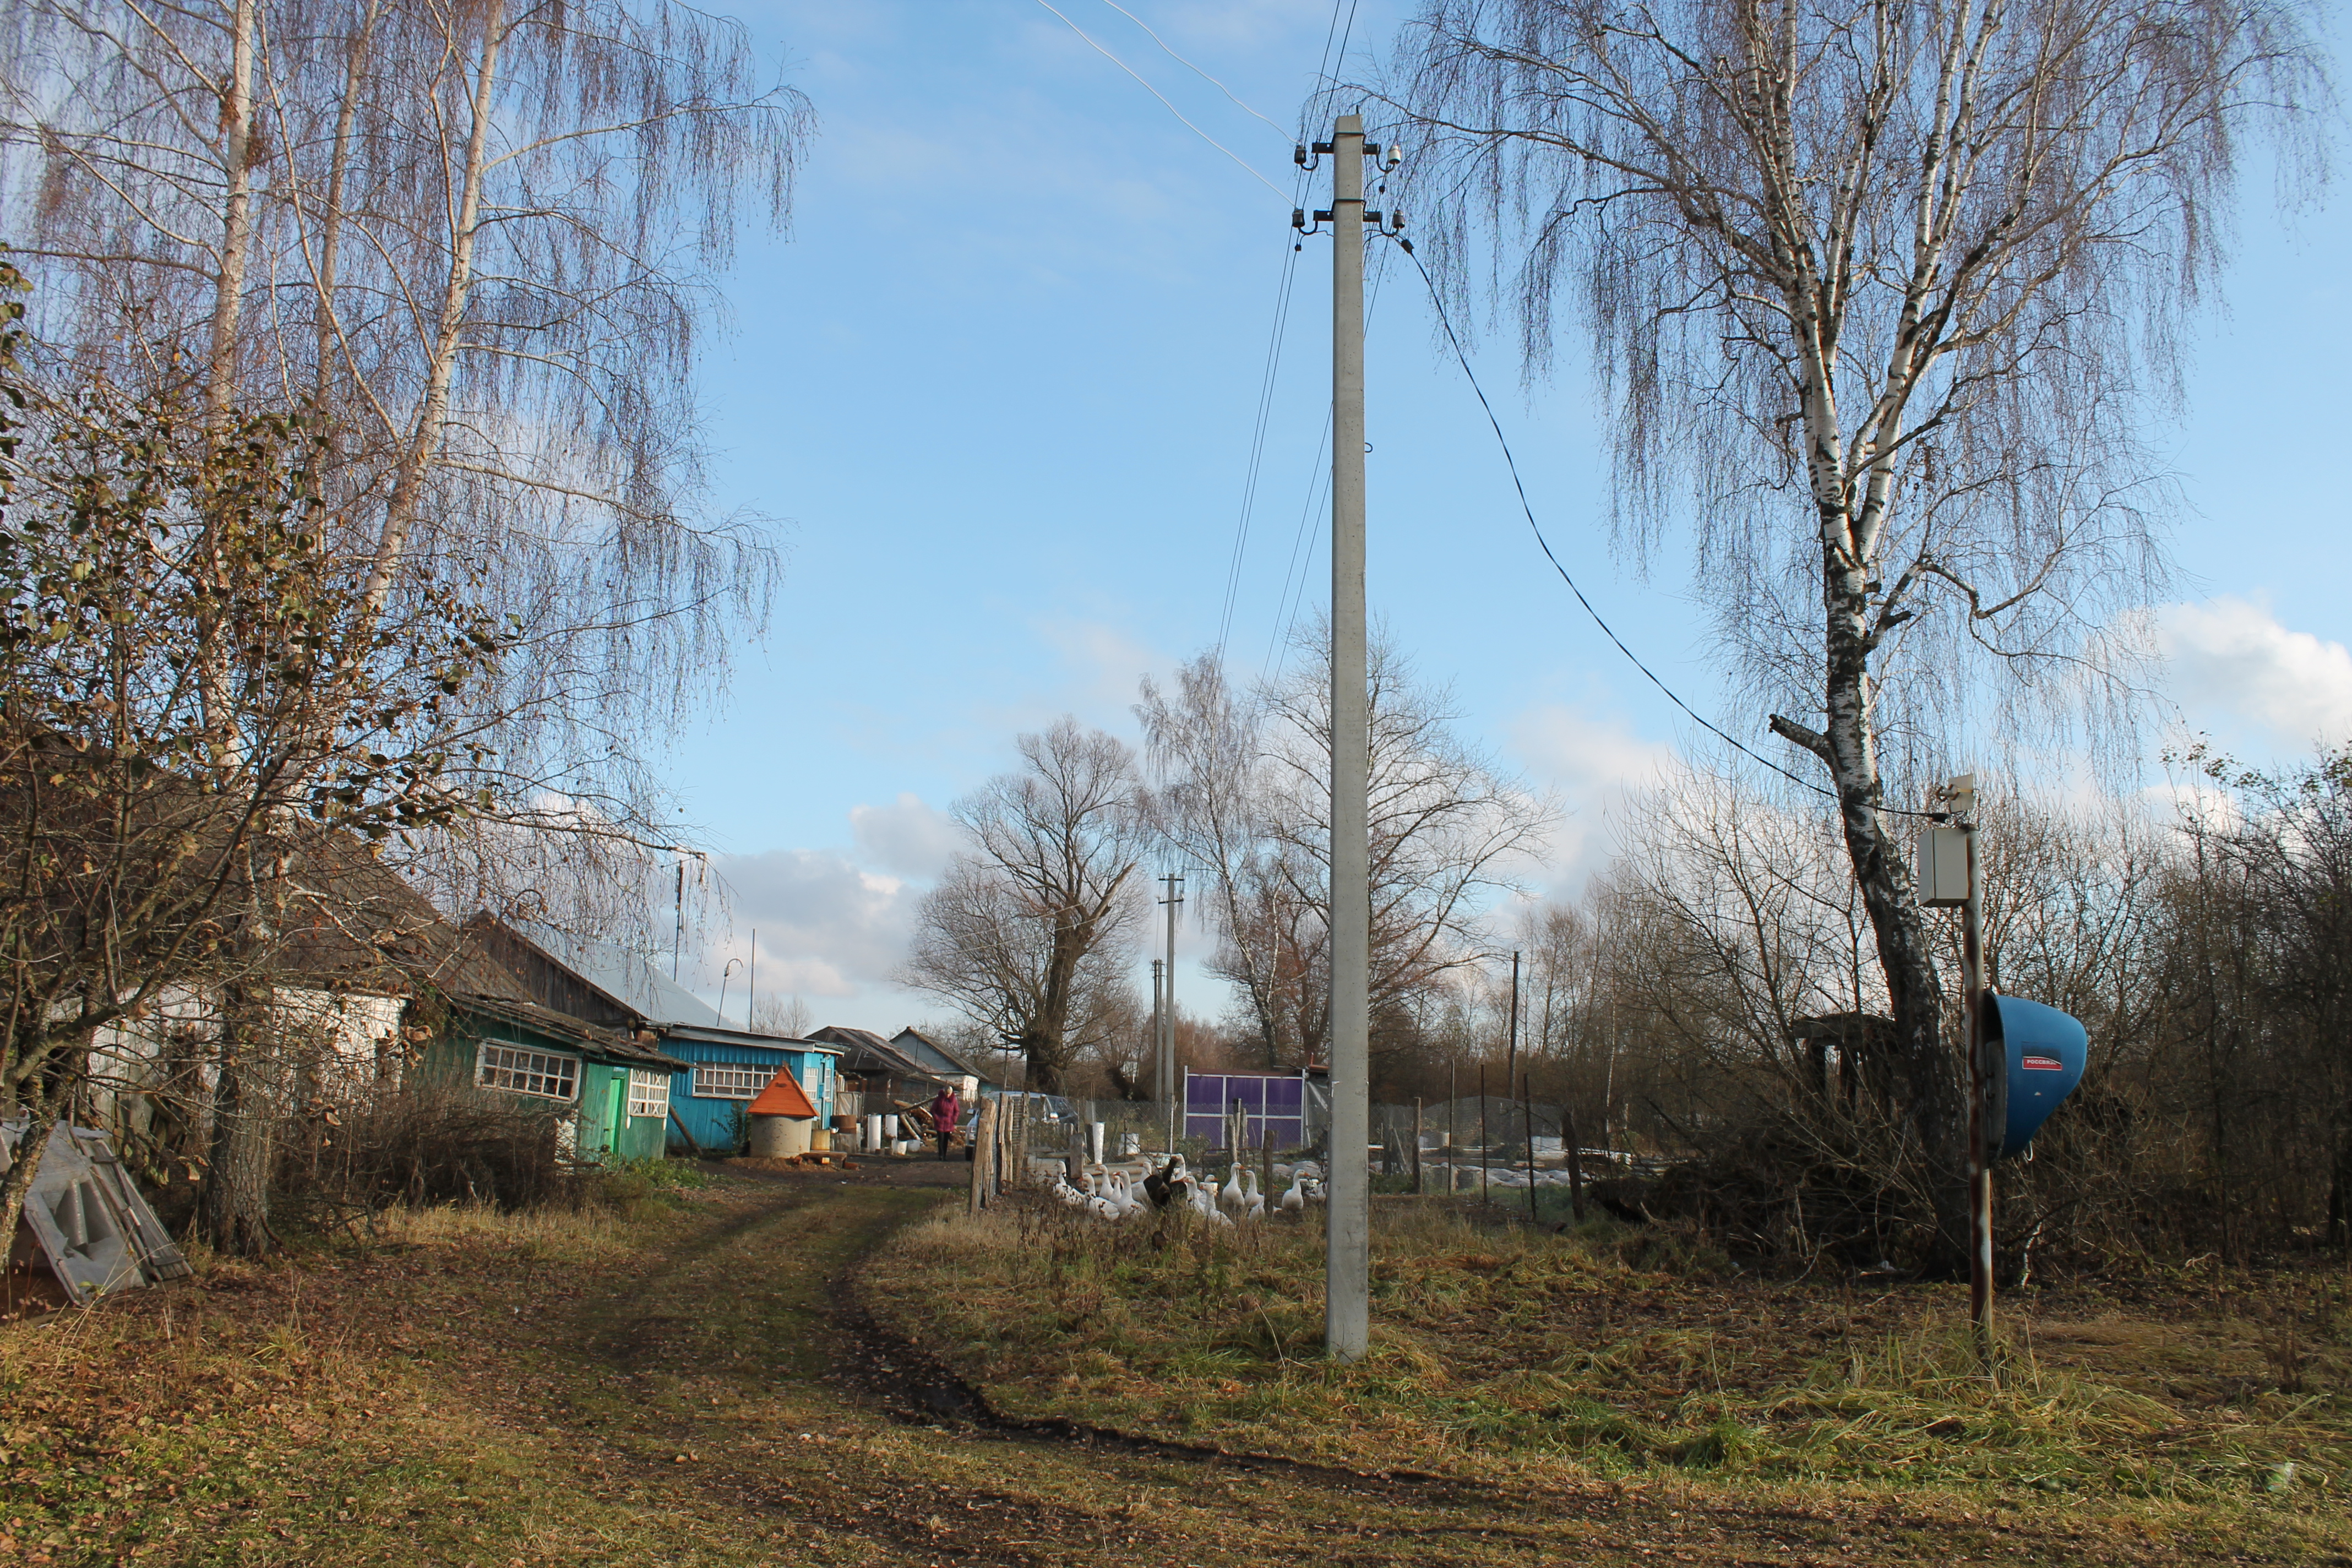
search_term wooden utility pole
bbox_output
[1523,1071,1539,1224]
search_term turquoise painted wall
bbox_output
[432,1011,669,1163]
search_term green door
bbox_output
[604,1074,625,1156]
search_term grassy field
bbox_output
[863,1191,2352,1555]
[9,1166,2350,1565]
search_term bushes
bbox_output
[274,1075,585,1231]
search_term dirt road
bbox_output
[533,1168,2202,1567]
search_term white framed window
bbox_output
[628,1068,670,1119]
[692,1063,769,1100]
[478,1042,578,1102]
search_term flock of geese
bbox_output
[1048,1153,1326,1224]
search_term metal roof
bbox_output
[508,924,727,1028]
[659,1023,843,1055]
[890,1027,991,1084]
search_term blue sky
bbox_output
[654,0,2352,1035]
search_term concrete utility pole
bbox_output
[1322,112,1373,1362]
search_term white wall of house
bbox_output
[78,984,407,1138]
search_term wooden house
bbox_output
[657,1026,840,1156]
[459,915,840,1157]
[426,917,690,1162]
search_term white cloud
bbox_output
[1508,701,1679,890]
[2158,596,2352,750]
[1030,615,1172,719]
[705,846,923,1002]
[850,792,963,878]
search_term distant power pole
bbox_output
[1158,872,1184,1108]
[1151,956,1165,1091]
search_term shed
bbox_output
[656,1026,842,1156]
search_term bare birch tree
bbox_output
[0,0,808,931]
[1390,0,2323,1266]
[898,719,1150,1093]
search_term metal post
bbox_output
[1959,785,1992,1367]
[1324,112,1371,1363]
[1479,1064,1489,1204]
[1506,950,1520,1166]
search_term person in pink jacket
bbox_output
[930,1085,962,1160]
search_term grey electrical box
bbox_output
[1916,825,1972,906]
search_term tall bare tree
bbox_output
[899,719,1150,1093]
[1391,0,2323,1266]
[1140,630,1555,1067]
[1,0,808,933]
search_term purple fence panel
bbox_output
[1182,1071,1310,1150]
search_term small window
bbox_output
[692,1063,770,1100]
[628,1068,669,1119]
[478,1043,578,1102]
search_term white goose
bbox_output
[1218,1165,1246,1216]
[1277,1168,1306,1215]
[1113,1173,1148,1219]
[1243,1169,1266,1221]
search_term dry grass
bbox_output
[0,1168,819,1567]
[865,1194,2352,1537]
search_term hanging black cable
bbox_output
[1394,241,1948,822]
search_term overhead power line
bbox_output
[1032,0,1289,199]
[1089,0,1293,142]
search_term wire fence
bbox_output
[980,1087,1671,1185]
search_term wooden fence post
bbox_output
[968,1097,999,1217]
[1413,1098,1424,1195]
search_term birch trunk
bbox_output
[362,0,507,613]
[204,0,258,426]
[309,0,384,410]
